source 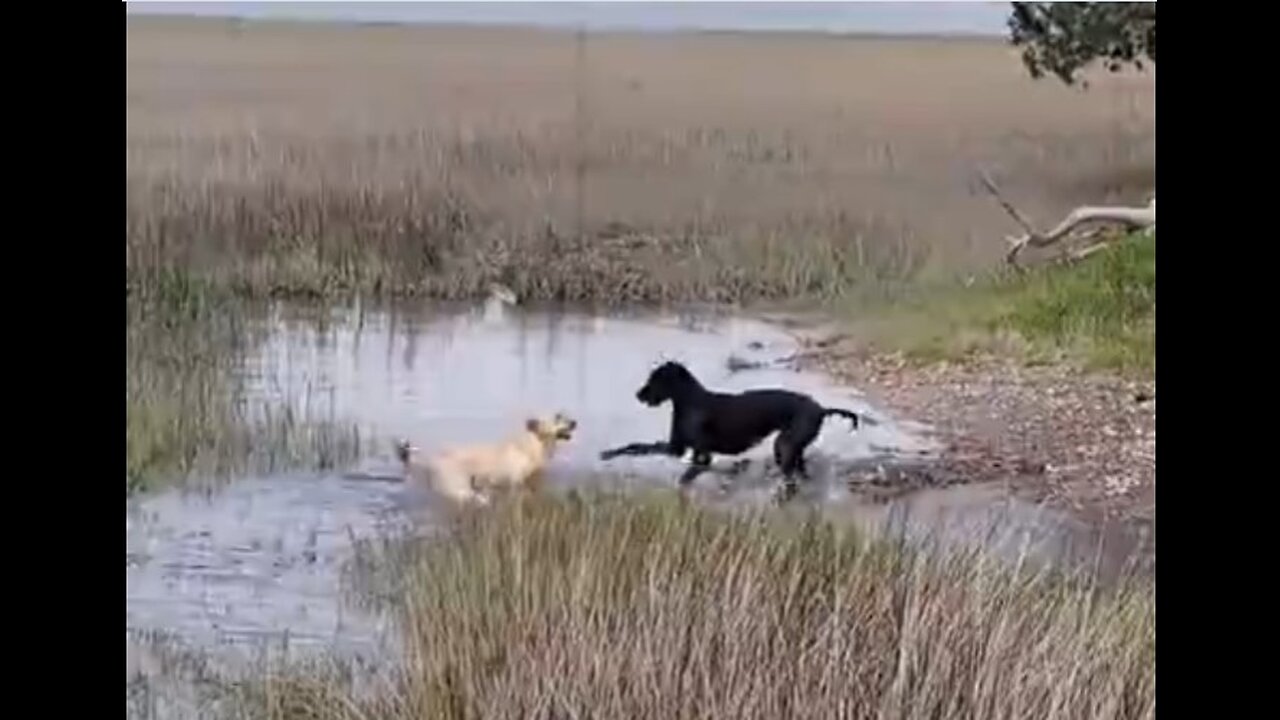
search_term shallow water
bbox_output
[241,301,933,474]
[126,473,407,664]
[126,299,1150,711]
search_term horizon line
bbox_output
[126,11,1009,41]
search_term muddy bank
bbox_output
[775,325,1155,539]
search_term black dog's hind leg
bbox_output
[772,439,799,502]
[772,414,823,502]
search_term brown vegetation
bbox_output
[233,493,1155,720]
[126,17,1154,303]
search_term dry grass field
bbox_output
[126,16,1155,303]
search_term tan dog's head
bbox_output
[525,412,578,446]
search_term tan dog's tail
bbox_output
[394,438,413,464]
[337,439,416,483]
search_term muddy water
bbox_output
[127,300,1149,709]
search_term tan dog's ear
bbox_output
[526,418,540,433]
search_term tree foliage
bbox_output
[1007,3,1155,86]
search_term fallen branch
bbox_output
[977,170,1155,268]
[1066,238,1114,264]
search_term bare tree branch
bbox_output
[976,169,1154,268]
[977,170,1040,238]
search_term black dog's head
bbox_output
[636,361,698,406]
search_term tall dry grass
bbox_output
[126,17,1155,304]
[229,492,1154,719]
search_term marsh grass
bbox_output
[126,18,1154,308]
[218,491,1154,720]
[126,278,363,494]
[126,172,927,305]
[129,630,234,720]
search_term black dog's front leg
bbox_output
[599,441,684,461]
[678,451,712,486]
[601,410,689,461]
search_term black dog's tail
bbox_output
[822,407,873,430]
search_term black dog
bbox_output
[599,360,867,500]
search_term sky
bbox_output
[124,2,1014,37]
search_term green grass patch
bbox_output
[842,233,1155,374]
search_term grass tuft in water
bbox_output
[126,292,363,495]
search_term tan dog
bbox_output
[395,412,577,506]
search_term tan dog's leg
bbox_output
[523,468,547,493]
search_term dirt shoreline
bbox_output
[755,315,1154,540]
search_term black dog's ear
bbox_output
[664,360,690,378]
